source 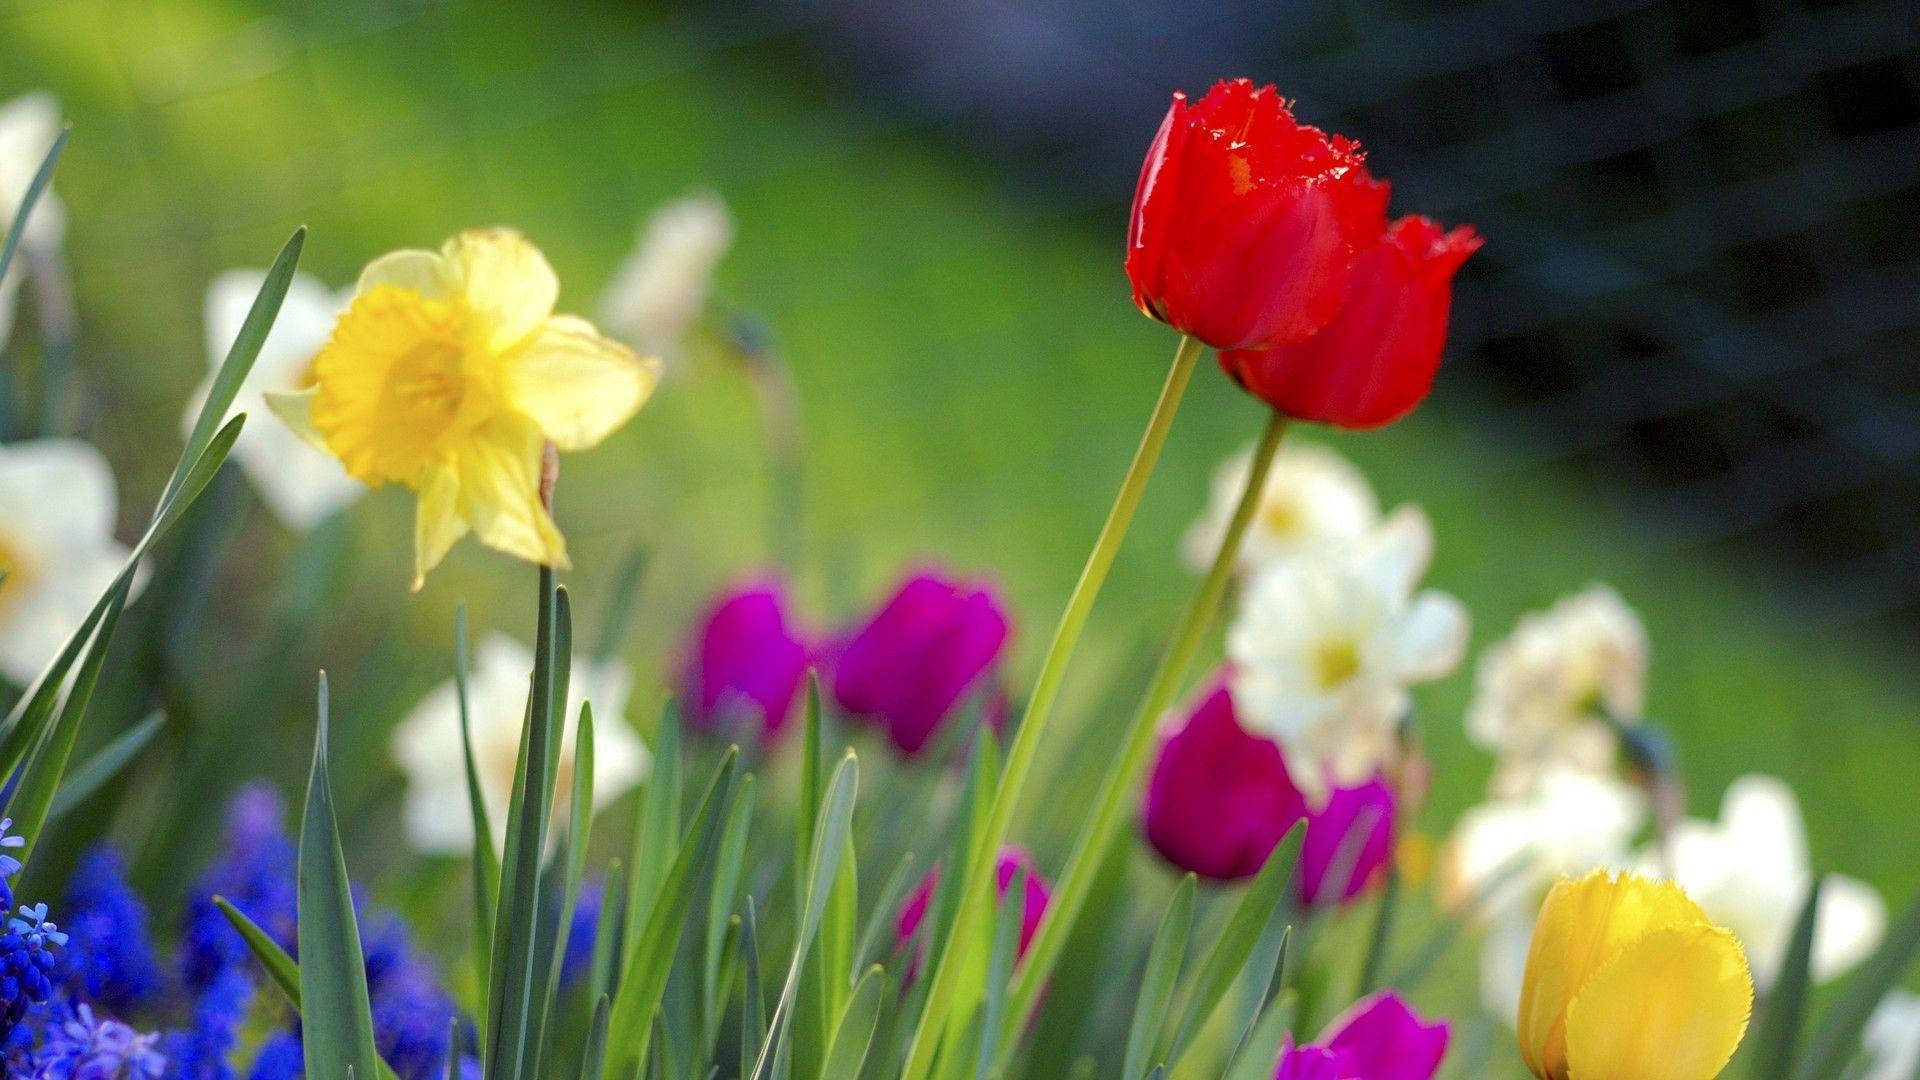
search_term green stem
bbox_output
[996,409,1291,1064]
[897,334,1206,1080]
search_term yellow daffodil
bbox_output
[1518,868,1753,1080]
[269,229,659,587]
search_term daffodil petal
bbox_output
[507,315,658,450]
[1393,590,1470,681]
[357,248,450,300]
[265,388,330,454]
[413,462,468,590]
[1356,505,1434,599]
[454,420,568,570]
[1564,924,1751,1080]
[443,228,557,351]
[1814,874,1888,982]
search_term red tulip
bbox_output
[1125,79,1388,351]
[1219,215,1482,428]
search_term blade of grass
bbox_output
[825,965,888,1080]
[741,896,766,1075]
[580,995,610,1080]
[974,867,1028,1079]
[628,701,684,933]
[0,127,64,284]
[750,752,859,1080]
[1354,864,1401,997]
[1750,875,1822,1080]
[1124,875,1196,1080]
[1793,885,1920,1080]
[6,588,127,860]
[705,773,756,1041]
[606,746,740,1073]
[298,673,382,1080]
[854,851,919,979]
[544,702,595,1005]
[1220,990,1298,1080]
[454,606,500,993]
[46,711,163,824]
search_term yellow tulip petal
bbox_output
[506,315,658,451]
[453,419,568,570]
[413,463,468,590]
[1564,924,1752,1080]
[1519,870,1709,1078]
[264,388,328,454]
[356,248,450,300]
[443,228,557,352]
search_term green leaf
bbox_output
[483,573,572,1079]
[854,851,920,979]
[5,588,128,858]
[705,773,756,1043]
[751,751,860,1080]
[165,227,304,511]
[545,701,595,1004]
[1221,989,1297,1080]
[606,746,740,1074]
[454,606,501,992]
[824,965,887,1080]
[1354,864,1400,997]
[580,995,610,1080]
[0,126,65,283]
[1163,824,1303,1068]
[975,866,1029,1079]
[1124,875,1195,1080]
[741,898,766,1076]
[1750,875,1822,1080]
[1794,884,1920,1080]
[298,673,383,1080]
[628,700,683,934]
[47,711,163,824]
[589,860,628,1004]
[591,543,650,662]
[215,897,405,1080]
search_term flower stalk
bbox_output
[898,333,1204,1080]
[998,408,1290,1057]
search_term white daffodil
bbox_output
[1863,990,1920,1080]
[391,633,650,855]
[0,440,133,685]
[1179,440,1380,576]
[0,91,67,352]
[1467,583,1648,796]
[191,270,363,530]
[599,192,733,360]
[1226,507,1468,799]
[1441,768,1646,1023]
[1637,774,1884,988]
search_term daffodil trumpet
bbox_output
[269,228,659,588]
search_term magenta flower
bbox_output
[1143,671,1397,906]
[897,847,1051,961]
[680,578,812,741]
[1274,991,1449,1079]
[829,571,1010,755]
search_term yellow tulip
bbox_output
[270,229,659,587]
[1517,868,1753,1080]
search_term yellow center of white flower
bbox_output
[1314,635,1362,690]
[0,533,27,615]
[1261,496,1302,537]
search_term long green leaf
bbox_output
[454,606,500,993]
[1163,825,1303,1068]
[216,897,406,1080]
[0,126,64,284]
[627,701,683,935]
[705,773,756,1042]
[298,674,382,1080]
[854,851,920,980]
[1124,875,1195,1080]
[824,964,887,1080]
[741,898,765,1074]
[47,711,163,824]
[751,752,860,1080]
[580,995,610,1080]
[6,588,127,858]
[1354,864,1401,997]
[545,701,595,1005]
[974,867,1028,1079]
[1221,989,1298,1080]
[1794,885,1920,1080]
[483,572,571,1079]
[1751,876,1822,1080]
[606,746,740,1073]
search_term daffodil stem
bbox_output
[996,408,1292,1064]
[897,333,1205,1080]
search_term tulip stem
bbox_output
[897,333,1205,1080]
[995,408,1292,1066]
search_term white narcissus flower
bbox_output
[599,192,733,360]
[1226,507,1468,799]
[1637,774,1884,988]
[1467,583,1648,796]
[0,91,67,352]
[1440,768,1646,1024]
[1179,441,1380,575]
[1863,990,1920,1080]
[0,440,133,685]
[391,633,650,855]
[191,270,363,530]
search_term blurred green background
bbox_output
[2,0,1916,1024]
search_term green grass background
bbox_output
[2,0,1916,1056]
